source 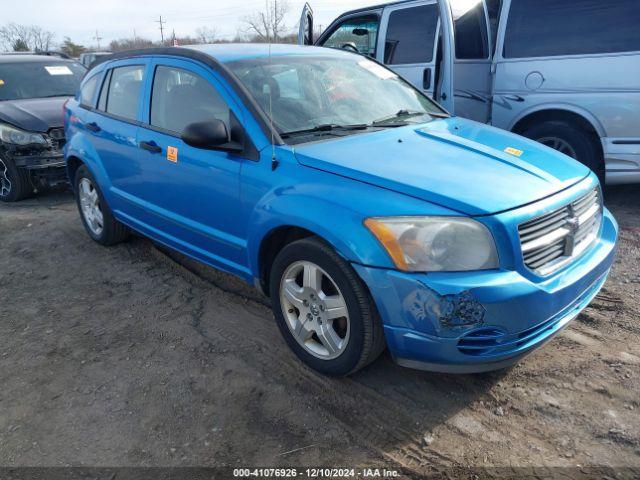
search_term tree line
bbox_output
[1,0,305,56]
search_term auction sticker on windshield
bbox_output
[358,60,397,80]
[44,66,73,76]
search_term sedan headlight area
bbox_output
[365,217,499,272]
[0,123,48,146]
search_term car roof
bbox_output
[156,44,349,64]
[0,54,75,63]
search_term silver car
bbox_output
[299,0,640,184]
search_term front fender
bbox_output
[245,182,398,277]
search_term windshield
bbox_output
[227,54,447,142]
[0,61,86,101]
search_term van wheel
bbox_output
[75,165,129,245]
[269,237,385,377]
[521,121,605,184]
[0,156,33,202]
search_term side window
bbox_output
[104,65,145,121]
[79,74,100,107]
[322,15,380,57]
[384,5,439,65]
[150,66,230,135]
[485,0,503,56]
[505,0,640,58]
[451,0,489,59]
[97,69,111,112]
[272,68,302,100]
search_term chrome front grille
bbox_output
[518,189,601,276]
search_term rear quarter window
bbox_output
[79,74,100,107]
[504,0,640,58]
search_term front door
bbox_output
[450,0,493,123]
[298,3,314,45]
[133,59,248,277]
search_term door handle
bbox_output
[86,122,101,133]
[503,94,525,102]
[139,141,162,154]
[423,68,432,90]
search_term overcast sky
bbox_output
[5,0,388,48]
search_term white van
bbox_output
[299,0,640,184]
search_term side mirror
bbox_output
[352,28,369,36]
[181,119,242,152]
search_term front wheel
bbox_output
[0,156,33,202]
[269,237,385,376]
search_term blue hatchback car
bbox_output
[64,45,618,376]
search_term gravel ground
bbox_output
[0,185,638,476]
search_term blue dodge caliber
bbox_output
[64,45,618,376]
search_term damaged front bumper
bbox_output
[353,208,618,374]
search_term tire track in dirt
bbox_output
[148,244,459,474]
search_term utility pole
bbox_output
[156,15,166,44]
[93,30,103,50]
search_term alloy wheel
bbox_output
[79,177,104,236]
[537,136,578,159]
[280,261,350,360]
[0,158,11,197]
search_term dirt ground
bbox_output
[0,184,639,476]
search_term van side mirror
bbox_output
[352,28,369,36]
[181,119,242,153]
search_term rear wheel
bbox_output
[521,121,605,184]
[0,156,33,202]
[269,237,385,376]
[75,165,129,245]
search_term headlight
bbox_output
[0,123,48,146]
[365,217,499,272]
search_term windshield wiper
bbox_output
[371,110,431,126]
[281,123,369,138]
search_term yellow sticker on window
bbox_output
[504,147,524,157]
[0,79,4,86]
[167,146,178,163]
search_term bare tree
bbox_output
[241,0,290,42]
[0,23,32,51]
[0,23,55,52]
[30,25,55,51]
[109,37,155,52]
[195,26,219,44]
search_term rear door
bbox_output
[379,1,440,100]
[86,59,150,211]
[133,57,247,277]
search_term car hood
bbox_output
[0,97,69,133]
[293,118,591,216]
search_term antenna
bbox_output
[267,1,278,171]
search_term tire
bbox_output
[521,121,605,184]
[0,155,34,202]
[269,237,385,376]
[74,164,129,246]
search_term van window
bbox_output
[504,0,640,58]
[79,74,100,107]
[105,65,145,121]
[150,66,229,135]
[451,0,489,59]
[322,15,380,57]
[384,4,439,65]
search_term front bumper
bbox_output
[353,206,618,374]
[12,152,65,170]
